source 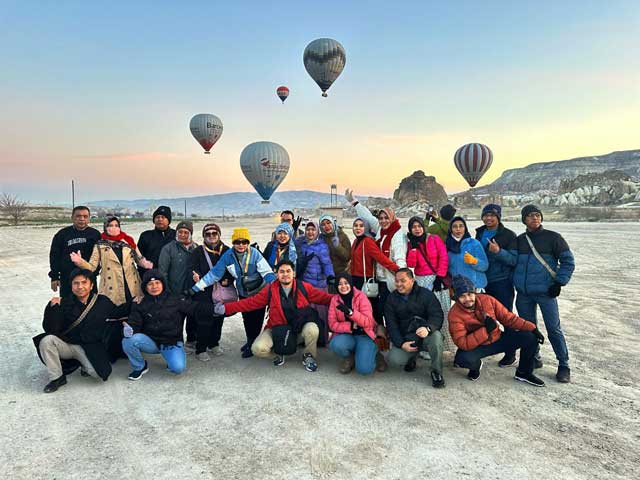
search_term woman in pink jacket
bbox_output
[328,273,378,375]
[406,216,455,351]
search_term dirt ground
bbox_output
[0,219,638,479]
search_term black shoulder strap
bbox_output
[296,281,309,301]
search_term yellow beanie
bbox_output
[231,228,251,243]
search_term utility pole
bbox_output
[71,180,75,209]
[222,207,225,221]
[184,200,187,218]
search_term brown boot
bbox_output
[339,355,355,374]
[376,352,388,372]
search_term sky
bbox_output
[1,0,639,204]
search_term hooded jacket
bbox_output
[295,235,335,288]
[475,223,517,283]
[446,217,489,289]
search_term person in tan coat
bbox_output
[71,216,151,309]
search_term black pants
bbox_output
[185,314,198,343]
[239,296,265,345]
[453,328,538,374]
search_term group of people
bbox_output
[35,197,575,393]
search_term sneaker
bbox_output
[196,352,211,362]
[127,362,149,381]
[43,375,67,393]
[208,346,224,356]
[498,353,517,368]
[184,341,196,354]
[534,356,543,369]
[339,355,355,374]
[273,355,285,367]
[556,366,571,383]
[431,371,446,388]
[467,360,483,381]
[515,370,546,387]
[419,351,431,361]
[375,352,388,372]
[241,348,254,359]
[302,353,318,372]
[404,357,417,373]
[240,342,249,353]
[80,368,90,377]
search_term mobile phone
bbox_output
[428,205,434,213]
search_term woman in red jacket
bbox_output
[328,273,378,375]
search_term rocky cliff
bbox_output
[392,170,448,206]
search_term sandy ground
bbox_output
[0,219,638,480]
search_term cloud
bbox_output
[73,151,181,162]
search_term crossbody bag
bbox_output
[525,235,557,280]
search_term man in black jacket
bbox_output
[33,269,127,393]
[48,206,101,298]
[137,206,176,276]
[385,268,445,388]
[122,269,213,380]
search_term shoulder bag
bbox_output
[361,241,379,298]
[203,248,238,303]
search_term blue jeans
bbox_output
[122,333,187,374]
[329,333,378,375]
[485,277,514,312]
[516,293,569,367]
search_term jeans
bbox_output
[388,330,444,374]
[454,329,538,374]
[122,333,186,374]
[485,278,515,312]
[516,293,569,367]
[329,334,378,375]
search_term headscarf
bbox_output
[101,216,137,249]
[407,216,427,244]
[446,216,471,254]
[352,217,374,248]
[275,222,297,266]
[304,221,319,243]
[335,272,354,310]
[377,207,402,258]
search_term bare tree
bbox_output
[0,193,29,225]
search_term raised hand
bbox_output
[192,270,201,283]
[487,238,500,254]
[139,258,153,270]
[49,297,61,306]
[344,189,356,204]
[69,250,83,265]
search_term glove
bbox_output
[533,328,545,345]
[331,235,340,247]
[184,288,196,297]
[326,275,336,286]
[464,252,478,265]
[292,216,302,232]
[484,315,497,333]
[213,303,225,316]
[548,282,562,298]
[122,322,133,338]
[433,277,443,292]
[336,303,353,317]
[409,237,420,249]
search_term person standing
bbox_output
[427,204,457,241]
[263,222,297,270]
[48,206,101,298]
[445,216,489,290]
[492,205,575,383]
[137,206,175,276]
[318,214,352,277]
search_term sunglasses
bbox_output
[233,240,250,245]
[204,232,219,237]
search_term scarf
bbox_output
[445,216,471,253]
[377,218,401,258]
[101,231,136,249]
[274,222,297,266]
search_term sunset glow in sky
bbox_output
[1,1,638,203]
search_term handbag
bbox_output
[361,243,379,298]
[202,248,239,303]
[241,273,264,296]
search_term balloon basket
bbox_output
[261,200,270,204]
[203,151,211,155]
[322,92,328,97]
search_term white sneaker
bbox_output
[419,351,431,361]
[196,352,210,362]
[208,346,224,356]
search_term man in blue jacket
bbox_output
[475,204,518,367]
[492,205,575,383]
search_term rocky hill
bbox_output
[392,170,448,206]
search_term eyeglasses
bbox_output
[526,213,542,219]
[233,240,250,245]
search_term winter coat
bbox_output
[263,241,295,270]
[350,237,399,279]
[447,237,489,289]
[48,225,101,282]
[406,234,448,277]
[295,237,335,288]
[193,246,275,297]
[137,227,176,272]
[224,280,334,330]
[355,203,407,290]
[427,218,449,241]
[190,244,234,303]
[320,226,352,274]
[384,283,444,348]
[475,223,517,283]
[33,293,128,380]
[495,226,575,296]
[448,294,536,351]
[328,288,376,339]
[158,240,199,294]
[74,240,144,306]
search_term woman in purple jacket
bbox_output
[296,221,336,346]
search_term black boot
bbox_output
[404,357,417,372]
[43,375,67,393]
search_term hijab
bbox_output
[407,216,427,244]
[336,272,354,310]
[275,222,297,265]
[445,216,471,254]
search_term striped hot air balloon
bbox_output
[276,86,289,103]
[303,38,346,97]
[239,141,290,204]
[454,143,493,187]
[189,114,223,154]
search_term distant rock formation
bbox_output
[393,170,448,206]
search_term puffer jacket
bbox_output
[295,237,335,288]
[406,234,448,277]
[495,226,575,296]
[328,288,376,339]
[158,240,199,294]
[320,225,352,274]
[448,294,536,351]
[447,237,489,289]
[74,240,144,306]
[354,203,407,291]
[427,218,449,241]
[475,223,517,283]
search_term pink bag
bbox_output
[202,247,238,304]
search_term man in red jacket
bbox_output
[448,275,546,387]
[215,260,334,371]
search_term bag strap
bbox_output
[203,248,214,270]
[61,294,99,336]
[416,235,438,275]
[525,235,557,280]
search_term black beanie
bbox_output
[153,206,172,224]
[440,204,457,221]
[521,204,543,224]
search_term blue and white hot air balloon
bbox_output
[239,141,290,204]
[303,38,346,97]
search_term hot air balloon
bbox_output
[276,86,289,103]
[303,38,346,97]
[239,141,290,204]
[454,143,493,187]
[189,114,223,154]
